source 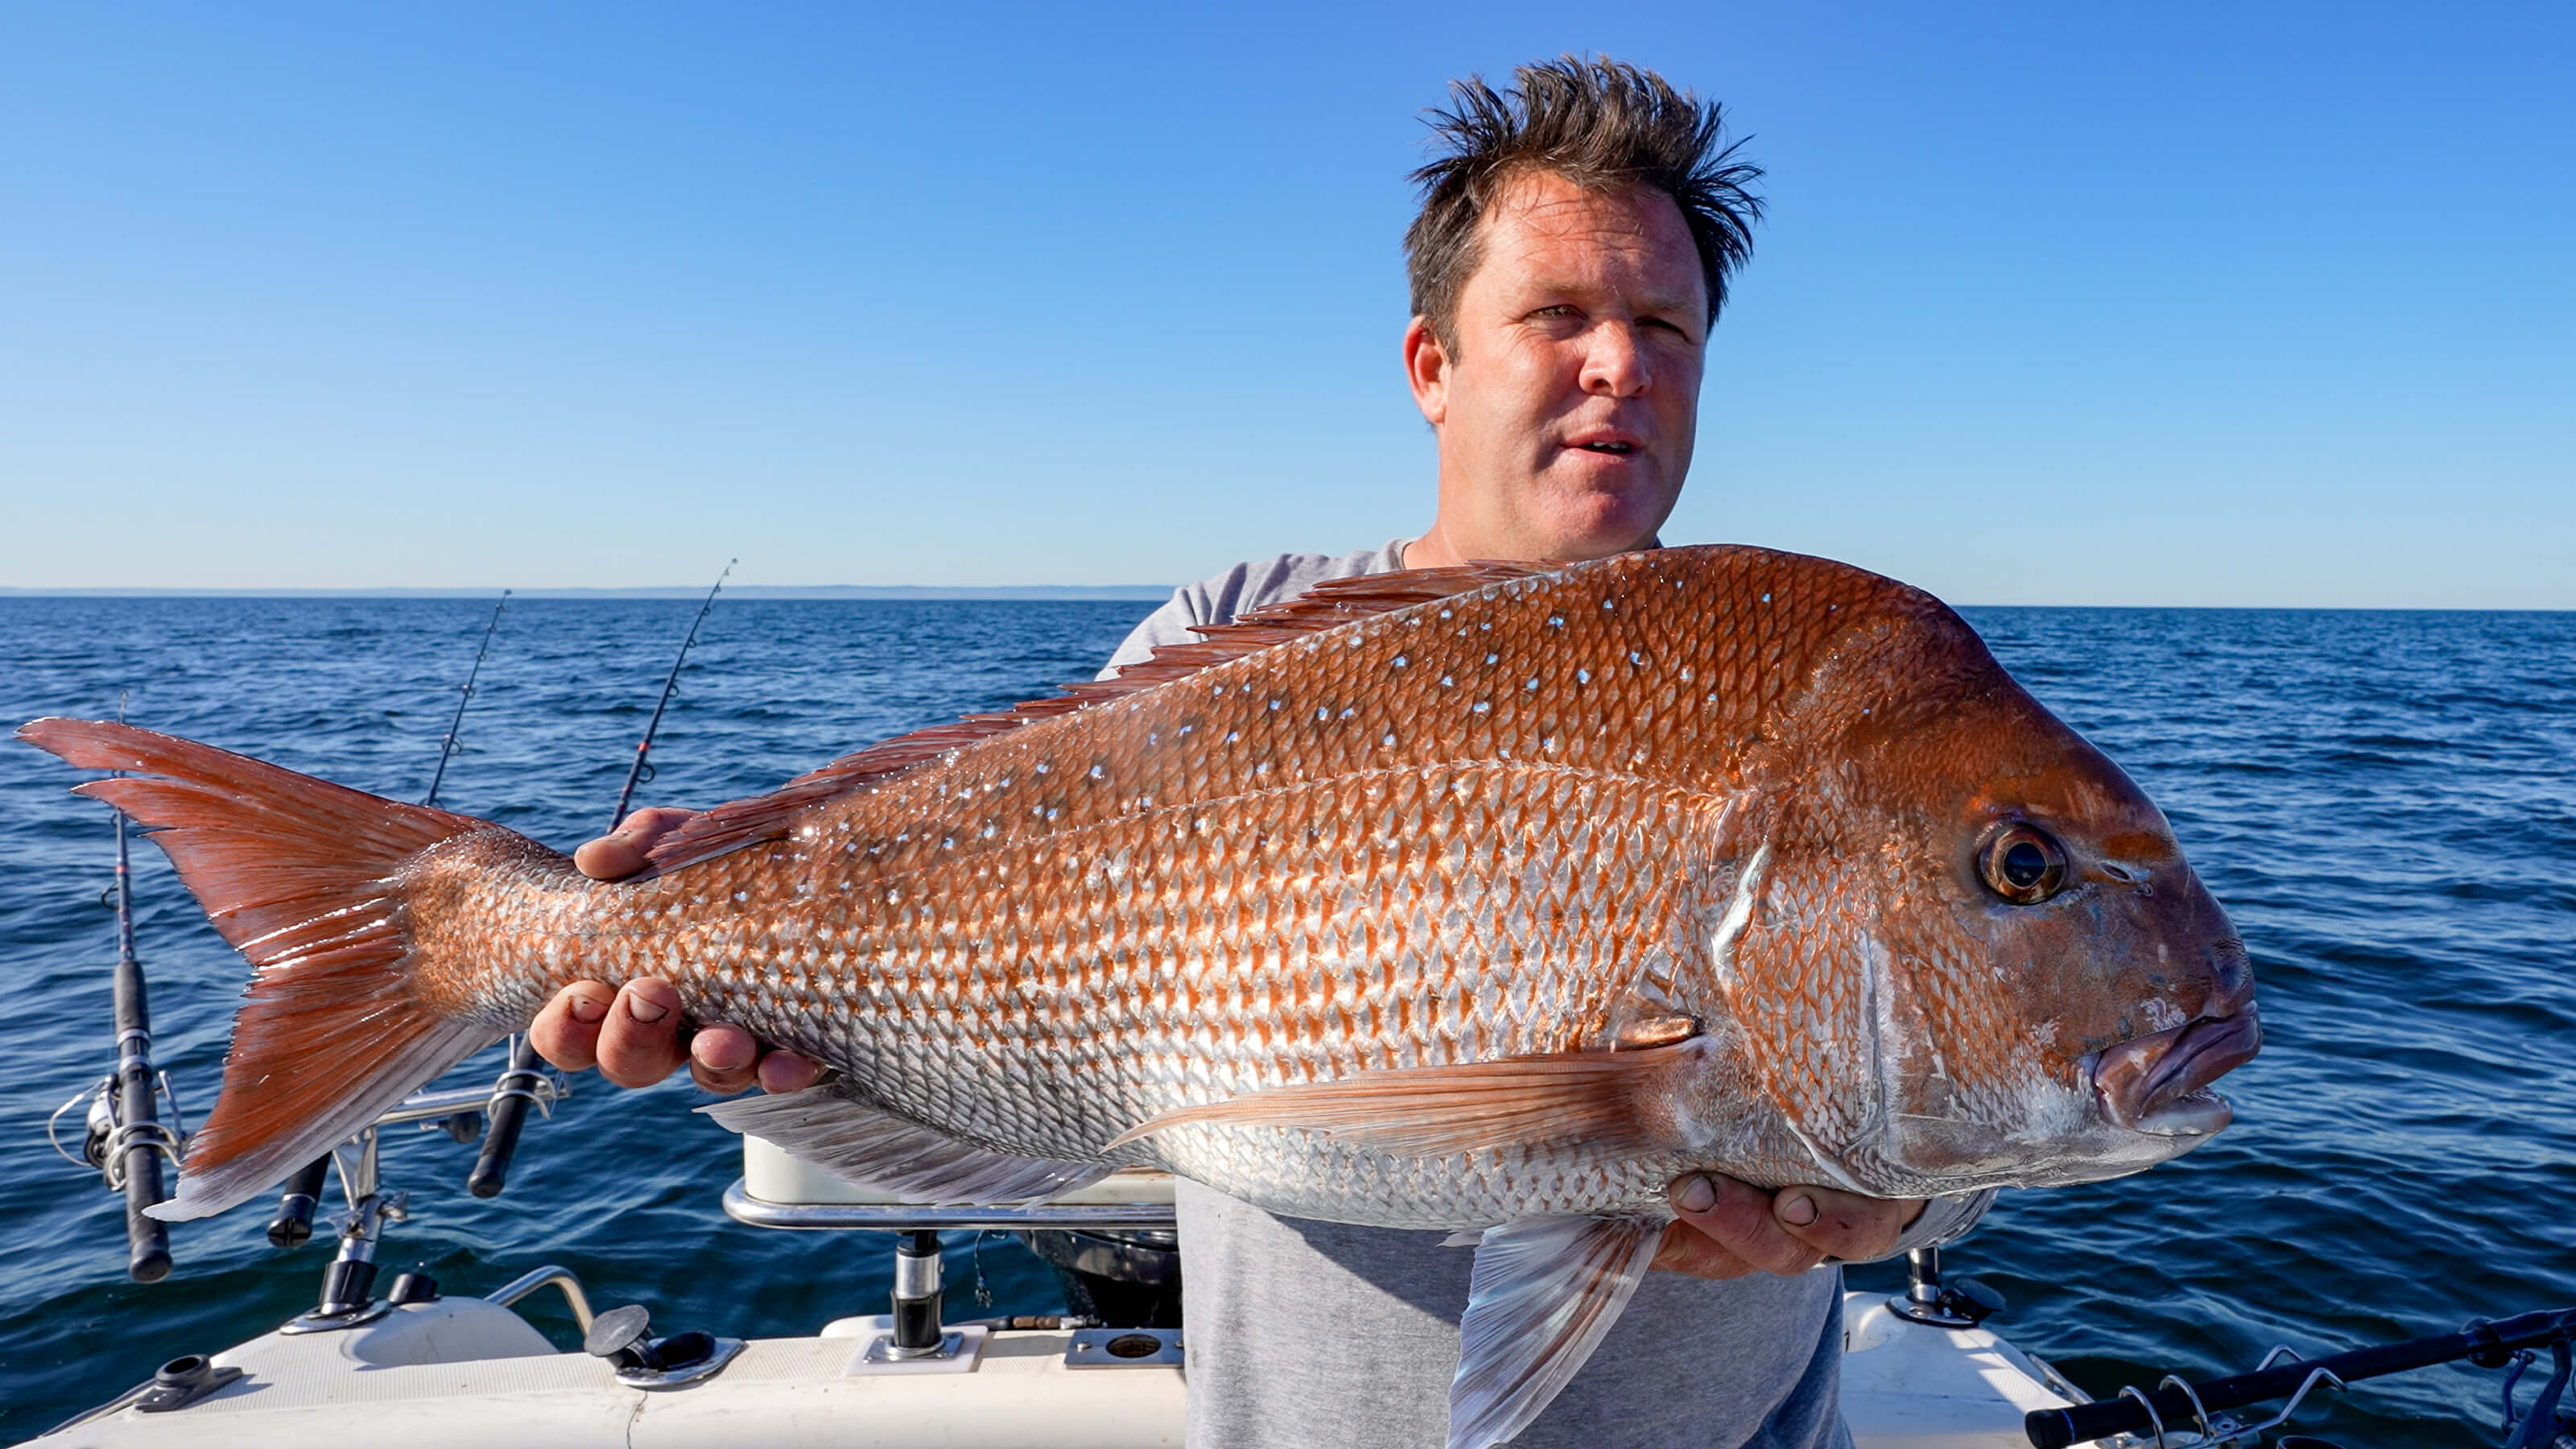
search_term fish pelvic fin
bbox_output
[1104,1039,1707,1158]
[16,718,530,1222]
[704,1084,1108,1205]
[641,560,1561,873]
[1451,1216,1665,1449]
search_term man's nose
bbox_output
[1579,322,1651,397]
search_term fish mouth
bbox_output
[2091,1008,2262,1138]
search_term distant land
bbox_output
[0,584,1174,601]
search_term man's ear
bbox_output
[1403,315,1450,427]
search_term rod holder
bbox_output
[888,1230,946,1356]
[267,1158,332,1249]
[467,1036,545,1198]
[1886,1245,2003,1329]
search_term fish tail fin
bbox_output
[17,717,543,1222]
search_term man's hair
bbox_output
[1405,56,1765,346]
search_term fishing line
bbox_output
[424,590,510,810]
[609,559,735,832]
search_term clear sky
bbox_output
[2,2,2567,606]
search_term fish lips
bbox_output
[2090,1008,2263,1138]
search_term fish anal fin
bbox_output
[1449,1216,1664,1449]
[704,1084,1108,1206]
[642,560,1563,873]
[1105,1039,1705,1158]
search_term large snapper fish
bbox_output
[22,545,2258,1449]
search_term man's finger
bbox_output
[758,1050,826,1094]
[572,807,700,882]
[1667,1174,1825,1278]
[1649,1218,1758,1280]
[1771,1187,1922,1263]
[528,983,614,1073]
[594,978,691,1088]
[688,1024,763,1096]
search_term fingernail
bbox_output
[626,994,669,1024]
[568,994,607,1024]
[1676,1175,1716,1213]
[1777,1192,1818,1227]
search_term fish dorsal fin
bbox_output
[701,1082,1108,1205]
[1449,1216,1666,1449]
[642,560,1558,873]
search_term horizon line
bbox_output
[0,586,2564,613]
[0,584,1177,601]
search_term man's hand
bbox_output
[528,807,825,1096]
[1652,1173,1925,1279]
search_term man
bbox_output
[534,57,1992,1447]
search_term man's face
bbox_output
[1407,170,1709,564]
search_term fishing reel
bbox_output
[49,1071,188,1193]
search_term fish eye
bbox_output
[1978,824,2067,905]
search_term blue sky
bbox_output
[2,2,2567,606]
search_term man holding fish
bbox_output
[538,56,1994,1448]
[19,47,2255,1449]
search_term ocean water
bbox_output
[0,596,2568,1445]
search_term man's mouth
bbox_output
[1566,432,1641,457]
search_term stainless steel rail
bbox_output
[721,1179,1179,1233]
[376,1074,566,1129]
[485,1263,597,1332]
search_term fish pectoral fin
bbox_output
[702,1084,1108,1206]
[1104,1041,1702,1158]
[1448,1216,1665,1449]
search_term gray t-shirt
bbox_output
[1104,547,1996,1449]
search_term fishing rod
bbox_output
[102,696,180,1282]
[44,696,190,1281]
[609,559,734,832]
[424,589,510,809]
[2025,1304,2576,1448]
